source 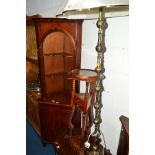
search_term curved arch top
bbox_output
[43,30,76,54]
[35,18,83,98]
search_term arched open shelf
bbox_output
[43,31,75,96]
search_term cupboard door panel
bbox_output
[39,103,74,143]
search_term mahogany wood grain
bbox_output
[117,115,129,155]
[66,69,97,151]
[35,18,83,99]
[26,91,41,137]
[34,18,83,144]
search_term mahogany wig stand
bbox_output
[55,69,97,155]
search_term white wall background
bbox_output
[26,1,129,154]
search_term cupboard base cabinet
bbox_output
[38,95,74,143]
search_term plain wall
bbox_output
[26,1,129,154]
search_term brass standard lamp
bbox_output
[60,0,129,154]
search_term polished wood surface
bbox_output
[26,15,40,58]
[26,15,41,133]
[39,97,74,143]
[26,60,38,82]
[117,115,129,155]
[26,91,41,137]
[34,18,83,144]
[120,115,129,136]
[68,69,97,82]
[35,18,83,100]
[26,15,40,82]
[58,69,97,153]
[26,17,101,154]
[26,17,113,155]
[69,69,97,138]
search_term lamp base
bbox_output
[84,135,112,155]
[85,146,112,155]
[85,145,104,155]
[84,135,104,155]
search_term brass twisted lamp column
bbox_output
[61,1,129,154]
[85,7,106,155]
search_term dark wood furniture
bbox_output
[117,115,129,155]
[68,69,97,139]
[53,69,97,155]
[26,91,41,137]
[26,15,42,137]
[26,17,113,155]
[35,18,83,99]
[33,18,83,144]
[26,15,39,82]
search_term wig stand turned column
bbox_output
[85,7,107,155]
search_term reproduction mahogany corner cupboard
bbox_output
[27,17,83,144]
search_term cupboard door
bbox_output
[39,102,74,143]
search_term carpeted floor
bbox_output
[26,120,56,155]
